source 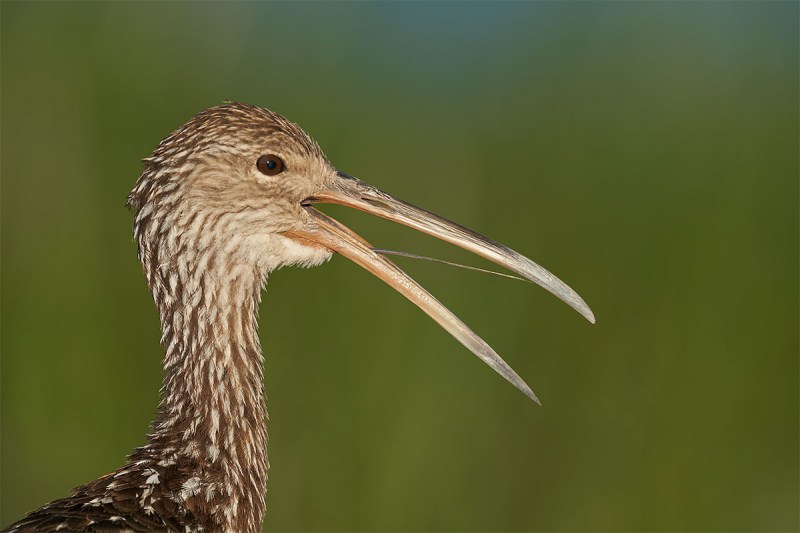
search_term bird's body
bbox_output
[3,103,593,533]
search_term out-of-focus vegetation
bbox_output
[1,2,797,531]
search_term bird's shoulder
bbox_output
[2,462,203,533]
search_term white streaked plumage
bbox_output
[3,102,593,533]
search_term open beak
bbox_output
[283,171,594,404]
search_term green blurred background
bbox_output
[1,1,797,531]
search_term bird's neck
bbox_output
[135,253,269,532]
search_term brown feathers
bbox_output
[4,103,329,533]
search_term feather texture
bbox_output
[4,103,332,533]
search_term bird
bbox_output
[2,102,594,533]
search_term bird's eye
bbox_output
[256,154,285,176]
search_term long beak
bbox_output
[283,171,594,404]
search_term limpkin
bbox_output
[3,102,594,533]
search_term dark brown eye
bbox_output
[256,154,285,176]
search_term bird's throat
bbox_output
[135,257,270,532]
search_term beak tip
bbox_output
[570,296,595,324]
[518,382,542,405]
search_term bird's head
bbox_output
[128,102,594,403]
[128,102,338,275]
